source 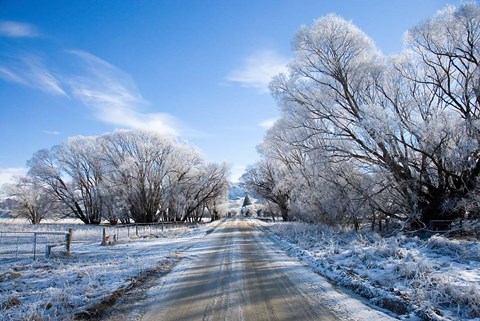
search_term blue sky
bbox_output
[0,0,463,184]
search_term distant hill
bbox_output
[0,209,13,219]
[0,198,14,219]
[228,183,247,201]
[228,182,263,202]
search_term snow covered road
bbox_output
[104,218,398,321]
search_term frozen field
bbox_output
[0,220,219,320]
[264,221,480,321]
[1,217,479,321]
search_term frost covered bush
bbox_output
[270,222,338,248]
[427,235,480,262]
[411,274,480,319]
[268,221,480,320]
[0,222,207,321]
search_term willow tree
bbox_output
[268,3,480,227]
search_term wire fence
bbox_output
[0,231,67,261]
[101,222,186,242]
[65,222,191,242]
[0,221,200,261]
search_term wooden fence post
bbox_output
[101,228,107,246]
[66,228,72,255]
[33,232,37,260]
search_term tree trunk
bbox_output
[279,205,289,222]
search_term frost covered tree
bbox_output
[257,116,381,227]
[264,3,480,228]
[100,130,174,223]
[3,176,57,224]
[242,194,252,207]
[179,162,229,222]
[27,139,104,225]
[162,144,203,221]
[22,130,228,225]
[100,130,229,223]
[267,14,396,224]
[394,3,480,224]
[60,136,105,224]
[241,159,291,221]
[101,186,131,225]
[160,143,228,222]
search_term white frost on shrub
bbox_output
[267,222,480,320]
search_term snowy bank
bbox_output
[264,221,480,321]
[0,220,223,321]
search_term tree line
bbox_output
[242,3,480,230]
[3,130,229,224]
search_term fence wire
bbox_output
[0,221,199,261]
[99,222,193,242]
[0,232,66,261]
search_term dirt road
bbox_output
[103,218,397,321]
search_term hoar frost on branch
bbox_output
[252,3,480,228]
[2,176,58,224]
[8,130,228,224]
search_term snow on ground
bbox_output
[261,221,480,321]
[0,219,223,321]
[102,217,399,321]
[2,215,478,321]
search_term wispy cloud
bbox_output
[42,130,61,135]
[259,117,278,130]
[0,167,27,186]
[227,50,289,93]
[0,28,187,136]
[24,56,66,95]
[0,66,26,84]
[67,50,180,136]
[0,21,39,38]
[230,165,247,183]
[0,55,66,96]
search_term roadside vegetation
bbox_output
[1,130,228,225]
[242,2,480,233]
[241,4,480,320]
[264,221,480,321]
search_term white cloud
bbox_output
[0,21,39,38]
[24,56,66,95]
[67,50,180,136]
[43,130,61,135]
[0,66,26,84]
[259,117,278,129]
[0,167,27,186]
[0,55,66,96]
[0,44,185,136]
[227,49,289,93]
[230,165,246,183]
